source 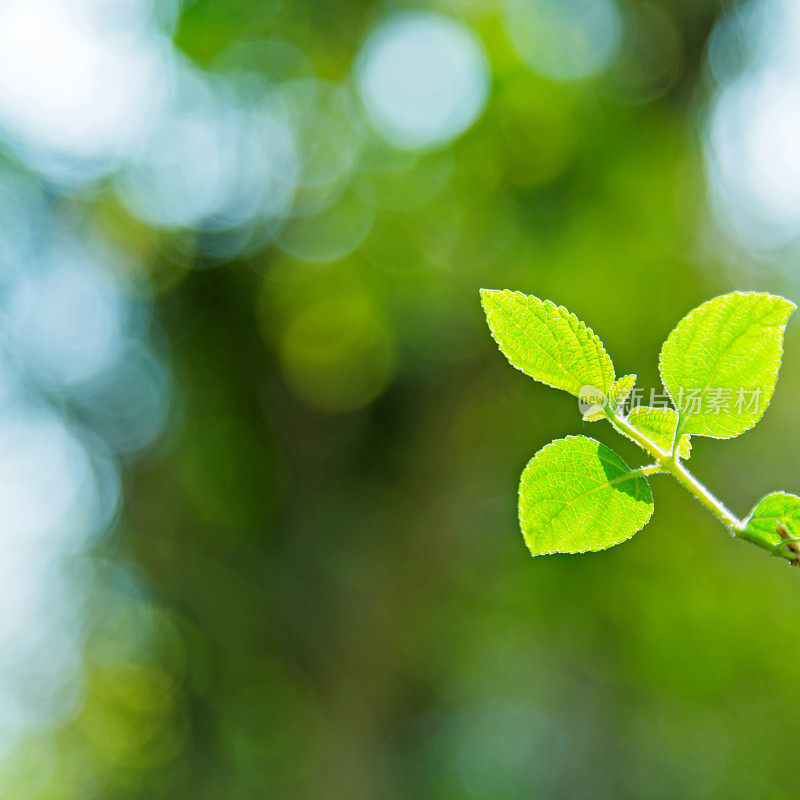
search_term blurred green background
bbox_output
[3,0,800,797]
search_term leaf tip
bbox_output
[757,291,794,323]
[479,288,501,317]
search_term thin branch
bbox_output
[603,405,797,564]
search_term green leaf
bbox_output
[582,375,637,422]
[518,435,654,555]
[579,384,608,421]
[627,406,691,459]
[609,374,636,410]
[744,492,800,549]
[658,292,795,438]
[481,289,615,397]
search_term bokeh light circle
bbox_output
[115,63,299,238]
[602,2,681,104]
[0,0,172,186]
[272,78,365,217]
[279,295,396,412]
[504,0,622,81]
[354,12,490,150]
[703,0,800,252]
[276,184,375,263]
[7,260,125,389]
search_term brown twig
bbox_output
[776,523,800,566]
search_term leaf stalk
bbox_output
[604,407,797,564]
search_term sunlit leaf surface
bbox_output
[518,435,654,555]
[659,292,795,438]
[481,289,615,397]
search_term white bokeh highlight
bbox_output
[0,0,171,186]
[355,12,490,150]
[504,0,622,81]
[0,180,170,757]
[705,0,800,252]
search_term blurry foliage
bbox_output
[10,0,800,798]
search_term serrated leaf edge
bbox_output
[517,434,654,556]
[609,374,637,410]
[657,291,796,440]
[743,490,800,528]
[480,289,616,397]
[627,406,692,459]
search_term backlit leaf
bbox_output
[518,435,654,555]
[581,409,606,422]
[659,292,795,438]
[481,289,615,397]
[628,406,691,459]
[744,492,800,550]
[609,374,637,410]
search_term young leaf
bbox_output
[609,374,636,410]
[580,374,636,423]
[627,406,691,459]
[481,289,615,397]
[579,384,608,421]
[744,492,800,549]
[659,292,795,438]
[518,435,654,555]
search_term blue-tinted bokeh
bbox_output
[1,0,800,797]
